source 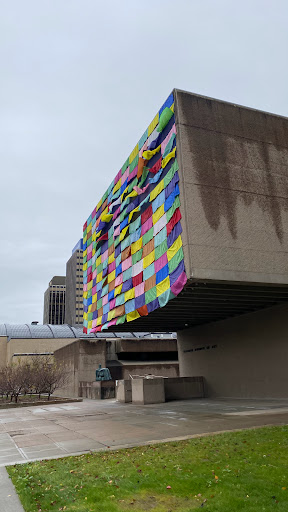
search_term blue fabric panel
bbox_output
[135,294,145,309]
[108,290,114,301]
[159,93,174,116]
[125,299,136,314]
[167,222,182,248]
[152,190,165,213]
[143,262,155,281]
[122,278,133,292]
[156,264,169,284]
[116,263,122,277]
[165,183,180,211]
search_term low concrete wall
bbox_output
[131,378,165,405]
[116,380,132,403]
[122,362,178,380]
[164,377,204,400]
[79,381,115,400]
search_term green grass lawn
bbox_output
[7,425,288,512]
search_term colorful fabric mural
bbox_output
[82,93,187,333]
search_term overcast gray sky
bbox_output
[0,0,287,324]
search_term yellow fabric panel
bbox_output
[142,144,161,161]
[96,316,102,326]
[131,237,143,255]
[129,143,139,164]
[87,281,93,290]
[83,291,88,299]
[121,186,129,201]
[96,256,102,267]
[83,262,87,271]
[167,235,183,261]
[96,271,103,283]
[119,226,128,241]
[129,206,140,223]
[96,198,102,211]
[148,112,159,136]
[92,294,97,303]
[113,179,121,194]
[162,147,176,169]
[150,179,164,202]
[170,102,174,113]
[108,252,115,264]
[101,213,113,223]
[83,235,87,244]
[88,320,92,329]
[127,310,140,322]
[156,276,170,297]
[126,190,138,200]
[88,305,92,313]
[114,284,123,297]
[92,247,96,256]
[92,232,96,242]
[83,312,88,321]
[143,250,155,269]
[125,288,135,302]
[152,204,165,225]
[83,249,87,257]
[108,270,116,283]
[107,309,115,322]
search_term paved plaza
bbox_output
[0,398,287,466]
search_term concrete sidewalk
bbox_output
[0,467,24,511]
[0,398,287,466]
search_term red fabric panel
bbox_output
[149,157,162,175]
[137,305,148,316]
[132,272,143,288]
[167,208,182,236]
[141,204,152,224]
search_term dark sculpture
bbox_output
[95,364,112,381]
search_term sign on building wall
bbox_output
[83,92,187,333]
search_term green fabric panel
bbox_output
[129,215,141,234]
[164,159,179,188]
[102,284,109,296]
[122,158,129,174]
[130,154,139,171]
[120,210,126,223]
[83,228,87,237]
[132,248,143,265]
[87,236,92,247]
[157,107,173,132]
[87,289,92,298]
[145,287,157,304]
[97,299,102,309]
[102,189,108,202]
[121,235,131,251]
[162,134,176,159]
[111,189,121,201]
[115,293,125,306]
[166,196,181,222]
[108,236,114,248]
[128,177,138,194]
[116,315,126,325]
[158,289,175,308]
[168,247,184,274]
[142,227,154,246]
[96,262,102,273]
[114,235,120,247]
[155,239,168,260]
[138,167,150,188]
[88,312,93,321]
[107,181,114,194]
[83,255,87,264]
[92,262,96,272]
[108,226,114,239]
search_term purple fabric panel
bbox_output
[170,271,187,296]
[135,294,146,309]
[122,278,133,293]
[147,298,160,313]
[169,260,185,286]
[115,245,121,258]
[164,172,179,199]
[167,222,182,248]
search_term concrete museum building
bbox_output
[82,89,288,400]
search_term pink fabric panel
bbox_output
[128,165,138,182]
[170,272,187,296]
[115,274,123,286]
[139,139,148,157]
[92,319,97,328]
[121,167,130,184]
[155,253,168,273]
[110,298,116,309]
[122,256,132,271]
[141,216,153,236]
[161,124,176,155]
[114,225,120,238]
[102,294,109,306]
[108,261,116,273]
[83,284,88,291]
[92,286,97,295]
[101,250,108,263]
[135,282,145,297]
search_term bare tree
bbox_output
[40,356,69,400]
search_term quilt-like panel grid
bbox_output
[83,93,187,333]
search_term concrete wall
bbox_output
[177,303,288,398]
[122,362,178,380]
[54,339,106,398]
[115,338,177,353]
[174,90,288,284]
[7,338,74,365]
